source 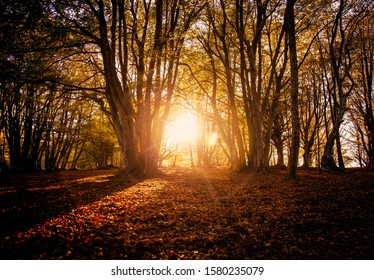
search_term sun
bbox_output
[165,112,199,145]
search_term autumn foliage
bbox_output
[1,168,373,259]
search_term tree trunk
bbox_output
[285,0,300,179]
[321,0,357,171]
[217,3,246,169]
[336,133,345,169]
[321,97,347,171]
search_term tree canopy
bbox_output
[0,0,373,176]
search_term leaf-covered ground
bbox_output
[0,167,373,259]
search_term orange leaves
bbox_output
[1,168,374,259]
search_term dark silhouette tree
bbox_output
[284,0,300,179]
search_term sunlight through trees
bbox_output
[0,0,373,176]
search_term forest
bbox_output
[0,0,373,260]
[1,0,373,175]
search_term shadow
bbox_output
[1,167,373,259]
[0,169,142,240]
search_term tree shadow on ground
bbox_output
[0,169,140,240]
[0,167,373,260]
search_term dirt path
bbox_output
[0,167,373,259]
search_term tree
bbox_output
[82,112,117,169]
[197,0,247,169]
[284,0,300,179]
[49,0,204,177]
[299,65,323,168]
[233,0,274,171]
[349,10,374,169]
[320,0,370,171]
[0,0,65,171]
[1,0,373,174]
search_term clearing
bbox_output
[0,167,373,259]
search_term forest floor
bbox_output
[0,167,373,260]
